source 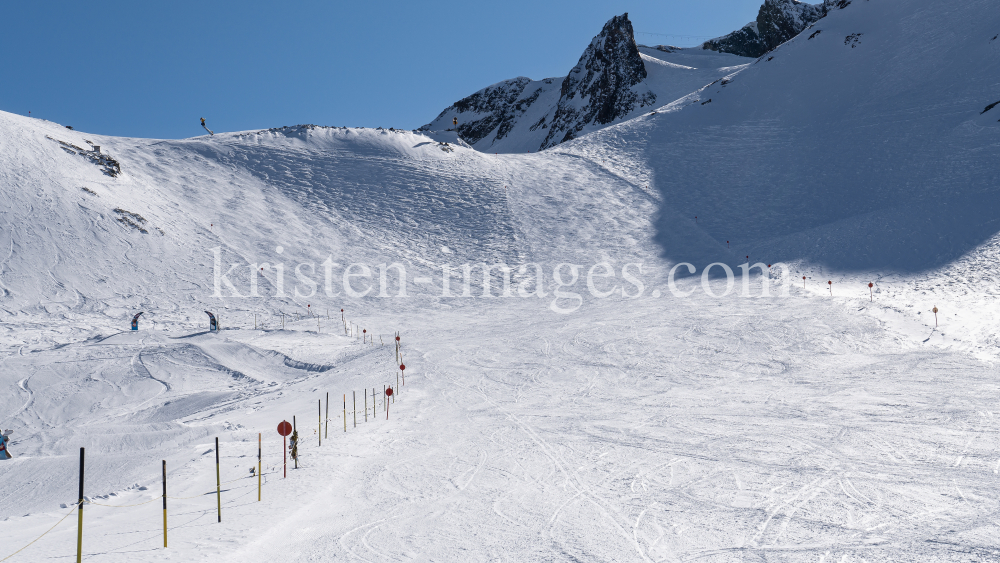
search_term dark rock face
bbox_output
[422,13,657,152]
[702,22,768,59]
[541,13,654,149]
[703,0,830,58]
[446,77,532,146]
[422,76,561,148]
[757,0,827,51]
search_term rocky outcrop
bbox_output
[701,22,767,59]
[443,77,532,146]
[539,13,655,149]
[703,0,832,58]
[421,13,659,153]
[422,77,561,149]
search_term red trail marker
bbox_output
[277,421,292,478]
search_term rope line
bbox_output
[0,505,77,562]
[87,496,160,508]
[0,331,406,558]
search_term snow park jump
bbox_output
[4,0,1000,560]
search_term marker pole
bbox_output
[293,416,298,469]
[257,433,261,500]
[318,399,322,446]
[76,447,84,563]
[343,394,346,432]
[283,434,287,478]
[162,460,168,547]
[215,437,221,522]
[325,392,329,440]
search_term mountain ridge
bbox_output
[421,13,751,153]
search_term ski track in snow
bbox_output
[2,2,1000,559]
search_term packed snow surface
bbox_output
[2,0,1000,561]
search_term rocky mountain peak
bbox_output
[540,13,654,149]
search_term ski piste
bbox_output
[2,0,1000,560]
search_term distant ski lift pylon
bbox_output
[205,311,218,332]
[131,312,144,331]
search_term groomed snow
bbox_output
[2,0,1000,561]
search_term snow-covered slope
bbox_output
[559,0,1000,273]
[3,0,1000,561]
[421,14,752,153]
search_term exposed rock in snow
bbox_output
[539,13,655,149]
[701,21,768,59]
[702,0,831,58]
[423,14,751,153]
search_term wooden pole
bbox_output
[76,447,84,563]
[162,460,167,547]
[257,433,261,500]
[215,437,221,522]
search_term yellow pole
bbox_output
[76,447,84,563]
[162,460,167,547]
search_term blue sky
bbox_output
[1,0,762,139]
